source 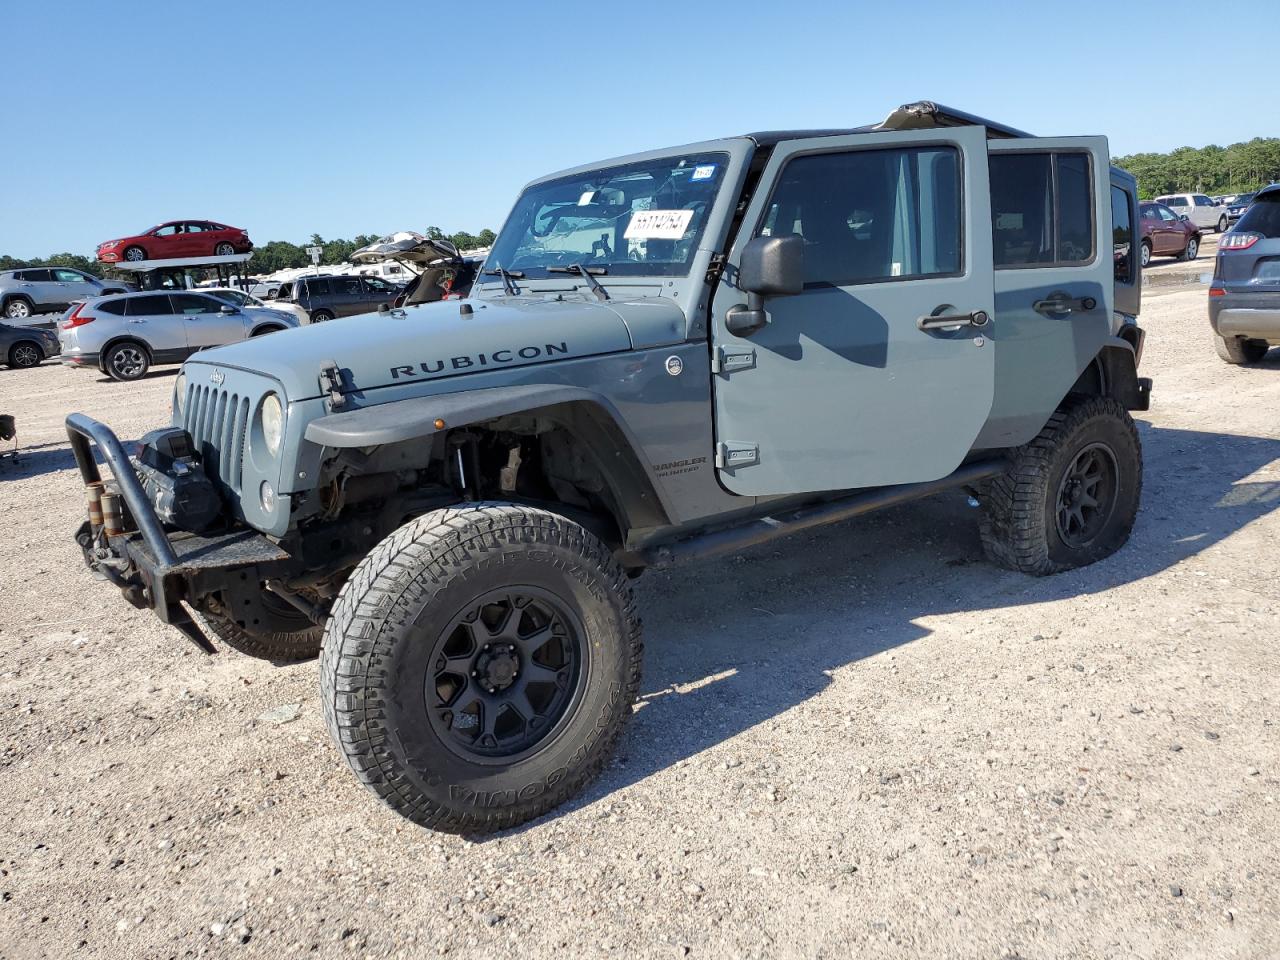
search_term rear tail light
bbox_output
[1220,233,1261,251]
[1209,287,1226,297]
[61,303,95,329]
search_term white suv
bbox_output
[1155,193,1230,233]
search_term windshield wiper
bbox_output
[483,267,523,296]
[547,263,609,301]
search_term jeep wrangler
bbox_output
[67,101,1149,834]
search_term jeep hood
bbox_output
[183,296,647,401]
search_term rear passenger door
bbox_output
[977,137,1113,449]
[124,294,187,361]
[332,276,366,316]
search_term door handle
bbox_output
[916,309,988,331]
[1034,294,1097,316]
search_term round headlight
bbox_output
[260,392,283,456]
[173,372,186,417]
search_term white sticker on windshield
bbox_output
[624,209,694,240]
[690,164,717,182]
[578,190,596,206]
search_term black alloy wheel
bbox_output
[1053,442,1119,550]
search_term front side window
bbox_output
[758,146,961,286]
[208,289,248,307]
[1194,195,1213,206]
[153,224,180,236]
[54,269,86,282]
[990,152,1095,267]
[170,294,219,314]
[1157,205,1178,222]
[337,277,363,296]
[486,152,728,279]
[361,276,393,293]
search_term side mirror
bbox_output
[726,235,805,337]
[220,305,239,314]
[1179,213,1190,222]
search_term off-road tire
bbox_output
[103,341,150,381]
[1214,335,1268,365]
[321,503,643,834]
[1139,240,1152,268]
[198,611,323,661]
[980,396,1142,576]
[8,340,43,369]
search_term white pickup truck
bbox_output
[1155,193,1230,233]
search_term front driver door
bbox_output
[710,125,995,495]
[171,293,248,351]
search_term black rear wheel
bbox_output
[8,340,43,369]
[321,504,642,834]
[1214,336,1268,365]
[980,396,1142,575]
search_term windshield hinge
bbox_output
[715,440,759,470]
[319,361,347,411]
[705,253,728,287]
[711,345,755,375]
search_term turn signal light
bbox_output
[61,303,95,329]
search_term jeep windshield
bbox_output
[484,152,729,281]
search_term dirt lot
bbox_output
[2,259,1279,959]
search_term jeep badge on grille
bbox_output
[210,369,224,385]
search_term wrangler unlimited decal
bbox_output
[390,341,570,379]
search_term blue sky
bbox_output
[3,0,1274,258]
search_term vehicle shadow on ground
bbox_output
[92,369,179,385]
[0,438,141,481]
[504,422,1280,835]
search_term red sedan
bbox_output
[97,220,253,263]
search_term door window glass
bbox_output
[758,146,961,286]
[170,294,220,314]
[303,278,332,296]
[54,269,87,282]
[153,224,180,236]
[1194,195,1213,206]
[125,295,173,316]
[98,299,127,316]
[989,152,1095,267]
[184,222,206,232]
[1111,185,1134,285]
[1164,196,1187,207]
[17,269,53,281]
[1157,205,1178,222]
[362,276,393,292]
[337,277,363,296]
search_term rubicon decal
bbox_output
[390,342,570,379]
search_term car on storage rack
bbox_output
[1209,183,1280,363]
[97,221,253,264]
[59,290,298,381]
[65,100,1150,835]
[0,266,132,321]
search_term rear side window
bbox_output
[1111,185,1134,285]
[758,145,962,286]
[125,295,172,316]
[1236,194,1280,238]
[17,269,53,281]
[304,278,332,296]
[990,152,1095,267]
[1164,196,1188,207]
[98,299,127,316]
[336,277,363,295]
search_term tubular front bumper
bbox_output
[66,413,289,653]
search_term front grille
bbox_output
[183,384,251,492]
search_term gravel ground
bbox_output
[1,281,1278,960]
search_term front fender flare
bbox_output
[304,383,673,528]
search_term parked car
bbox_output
[201,287,310,326]
[96,221,253,264]
[1155,193,1229,233]
[1138,202,1202,266]
[1226,193,1256,224]
[0,321,60,369]
[272,273,400,322]
[1,267,132,321]
[1209,184,1280,363]
[59,290,297,381]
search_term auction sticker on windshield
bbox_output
[625,209,694,240]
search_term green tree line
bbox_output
[0,227,497,279]
[1115,138,1280,199]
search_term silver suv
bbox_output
[59,290,298,382]
[0,267,131,321]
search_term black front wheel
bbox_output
[1215,335,1269,365]
[321,504,642,833]
[8,340,43,369]
[980,396,1142,575]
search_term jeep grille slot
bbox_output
[183,384,252,494]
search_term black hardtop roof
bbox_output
[744,101,1034,148]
